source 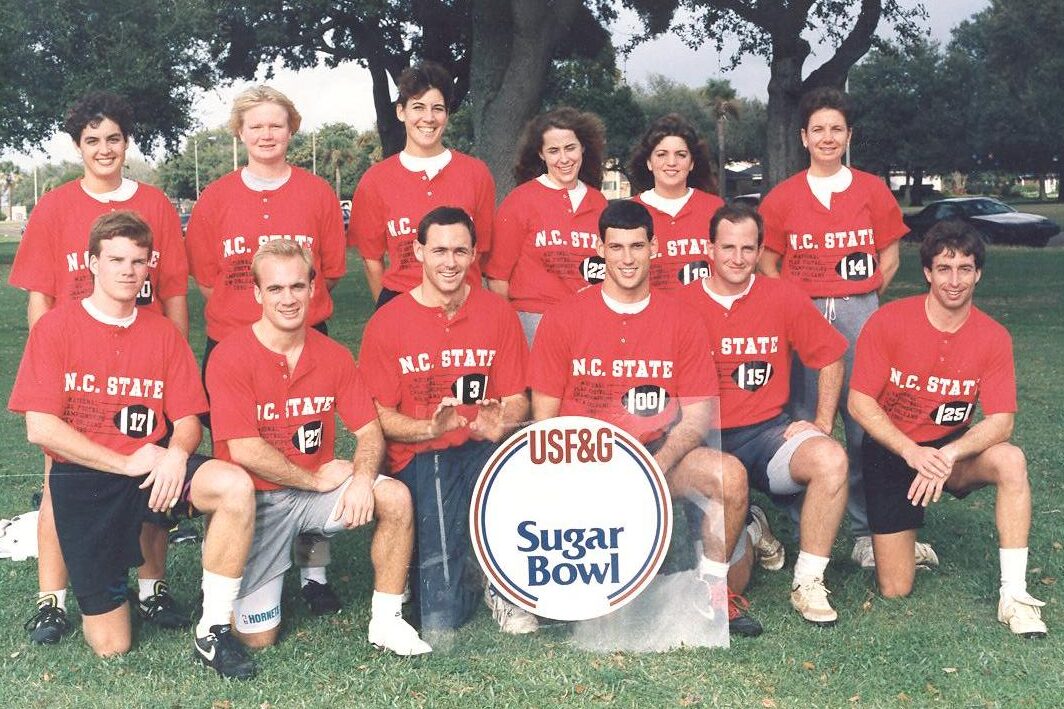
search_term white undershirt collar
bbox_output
[601,289,650,314]
[241,167,291,192]
[806,166,852,209]
[703,274,755,310]
[81,178,138,203]
[82,298,138,328]
[537,174,587,211]
[400,149,452,179]
[639,188,693,218]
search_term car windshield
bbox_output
[963,200,1014,216]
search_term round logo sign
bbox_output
[470,416,672,621]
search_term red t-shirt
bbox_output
[482,179,606,313]
[679,276,848,428]
[8,302,207,461]
[9,180,188,313]
[632,189,724,291]
[358,287,528,473]
[347,151,495,293]
[529,287,717,443]
[207,326,378,492]
[185,167,346,341]
[850,295,1016,443]
[759,168,907,297]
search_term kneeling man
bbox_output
[8,211,257,677]
[529,200,758,636]
[849,220,1047,637]
[206,240,430,655]
[680,203,849,625]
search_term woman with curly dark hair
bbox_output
[628,113,723,291]
[484,107,608,344]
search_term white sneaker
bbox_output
[748,505,785,571]
[998,590,1048,638]
[368,616,432,656]
[851,536,875,568]
[914,541,940,568]
[484,586,539,635]
[851,536,940,569]
[790,576,838,626]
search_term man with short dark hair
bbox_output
[9,91,190,643]
[359,206,529,632]
[8,211,257,677]
[849,220,1047,637]
[529,199,760,637]
[680,203,849,626]
[207,239,430,655]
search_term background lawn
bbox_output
[0,242,1061,707]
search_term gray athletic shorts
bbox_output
[720,413,825,496]
[239,477,379,597]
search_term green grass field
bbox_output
[0,242,1061,707]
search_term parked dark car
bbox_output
[903,197,1060,246]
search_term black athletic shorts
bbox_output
[50,454,209,615]
[863,428,971,535]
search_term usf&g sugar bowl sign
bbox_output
[470,416,672,621]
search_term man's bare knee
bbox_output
[877,577,914,599]
[373,478,412,524]
[235,627,278,649]
[991,444,1028,487]
[195,461,255,516]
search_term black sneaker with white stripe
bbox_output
[138,580,191,629]
[194,624,256,679]
[25,597,71,645]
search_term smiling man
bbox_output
[186,85,348,616]
[529,200,759,637]
[849,220,1047,638]
[359,206,529,632]
[679,203,849,626]
[9,91,190,645]
[206,240,430,656]
[8,212,257,677]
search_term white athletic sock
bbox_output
[793,551,830,586]
[699,556,730,580]
[371,591,404,621]
[197,570,243,637]
[999,547,1028,595]
[38,589,66,611]
[300,566,328,587]
[138,578,162,601]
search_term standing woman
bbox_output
[349,61,496,308]
[483,107,607,344]
[185,85,348,615]
[628,113,724,291]
[758,87,932,568]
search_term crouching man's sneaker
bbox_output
[790,577,838,626]
[998,590,1048,638]
[194,624,256,679]
[300,580,342,616]
[138,580,191,629]
[851,536,939,569]
[368,616,432,656]
[748,505,785,571]
[485,585,539,635]
[24,597,71,645]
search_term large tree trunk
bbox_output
[369,60,406,158]
[764,45,809,189]
[469,0,581,198]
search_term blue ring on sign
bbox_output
[477,440,541,604]
[605,438,667,602]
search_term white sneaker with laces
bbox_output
[484,586,539,635]
[790,576,838,626]
[997,590,1048,638]
[368,616,433,656]
[748,505,785,571]
[851,536,940,569]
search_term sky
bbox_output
[4,0,987,169]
